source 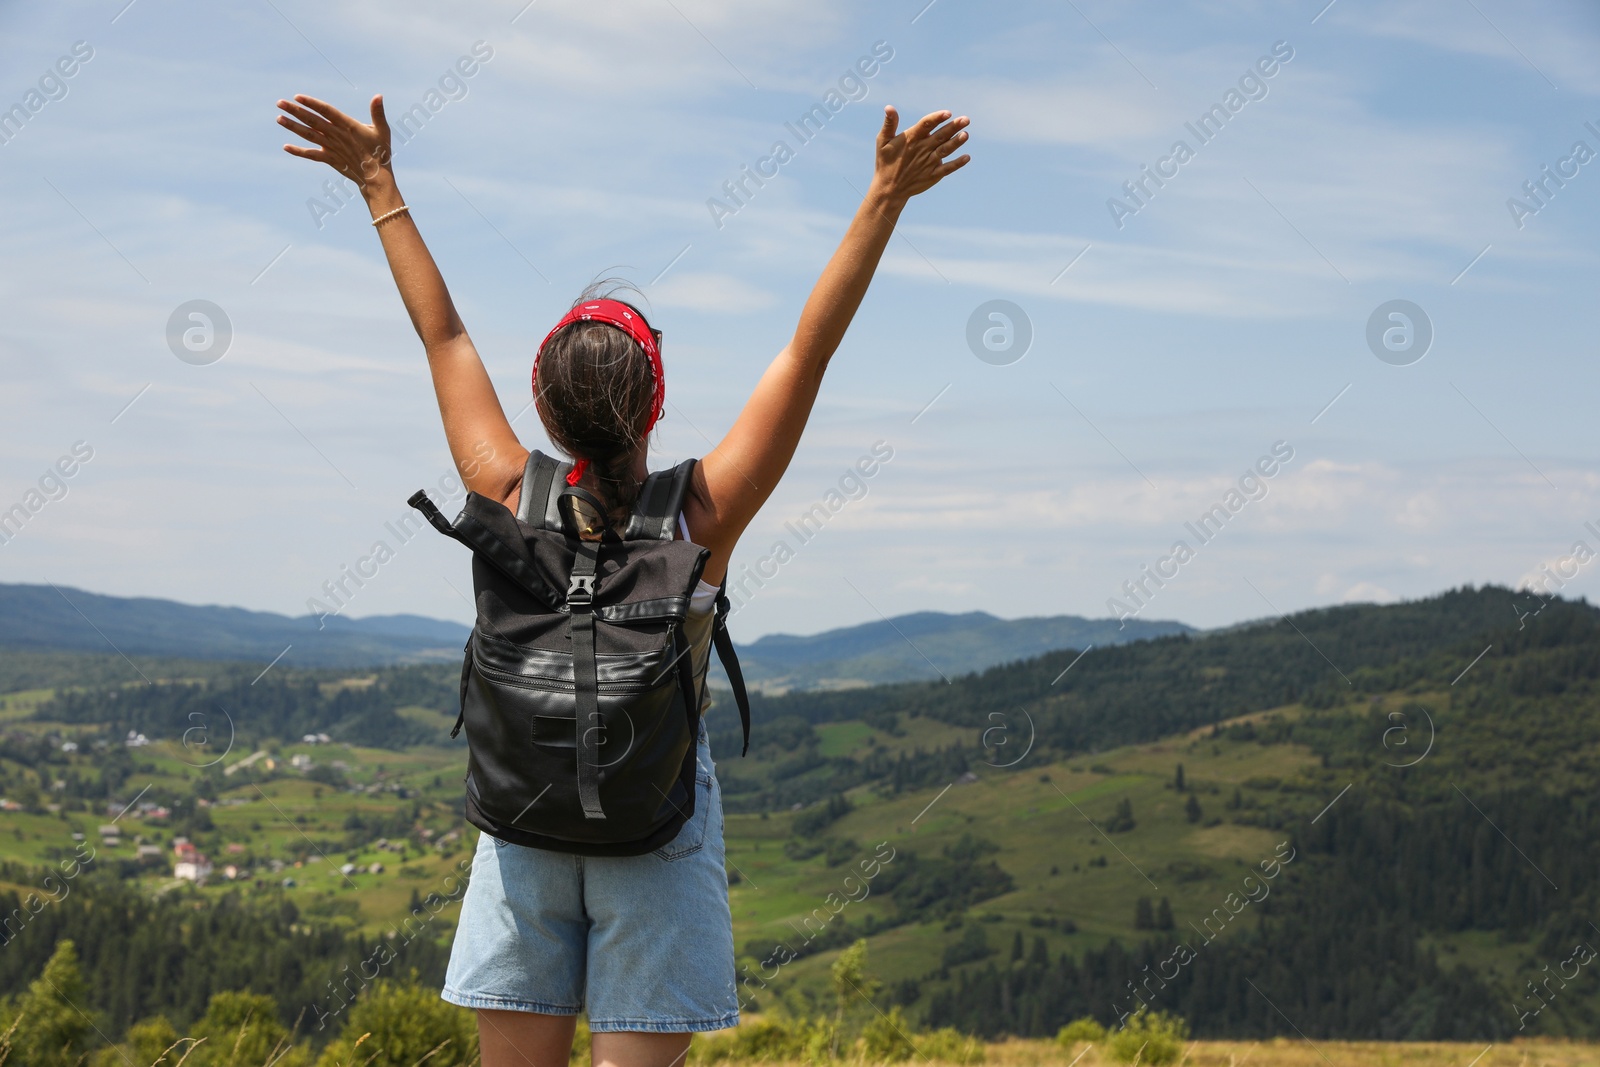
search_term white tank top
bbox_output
[680,514,718,616]
[678,513,718,717]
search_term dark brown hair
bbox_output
[534,280,658,528]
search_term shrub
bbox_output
[783,838,825,861]
[941,925,991,967]
[569,1018,590,1063]
[1105,1007,1189,1065]
[690,1018,828,1064]
[793,794,853,837]
[915,1027,986,1064]
[314,980,476,1067]
[824,838,859,867]
[124,1016,182,1067]
[188,991,306,1067]
[692,1014,983,1065]
[858,1006,916,1063]
[1056,1017,1105,1047]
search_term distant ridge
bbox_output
[0,583,469,669]
[713,610,1193,692]
[0,583,1191,685]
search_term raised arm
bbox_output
[685,106,970,578]
[276,93,528,499]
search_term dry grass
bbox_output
[978,1038,1600,1067]
[729,1037,1600,1067]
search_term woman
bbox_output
[275,89,969,1067]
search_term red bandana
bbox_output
[533,299,664,486]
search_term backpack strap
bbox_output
[624,458,697,541]
[564,528,607,821]
[526,452,693,541]
[674,625,703,751]
[518,450,572,531]
[632,458,751,755]
[711,580,752,757]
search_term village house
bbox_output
[173,840,212,884]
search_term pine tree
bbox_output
[1174,763,1185,791]
[9,939,93,1067]
[1185,793,1203,823]
[1108,797,1136,832]
[1134,897,1154,930]
[829,939,880,1056]
[1157,896,1175,930]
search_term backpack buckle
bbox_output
[567,574,596,605]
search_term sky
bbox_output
[2,0,1599,647]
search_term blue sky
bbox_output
[2,0,1599,644]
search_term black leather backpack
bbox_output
[407,450,750,856]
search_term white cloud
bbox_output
[1330,0,1600,96]
[1337,581,1399,604]
[648,271,777,313]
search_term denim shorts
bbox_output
[441,733,739,1032]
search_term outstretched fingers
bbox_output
[907,109,952,141]
[277,100,335,141]
[936,128,969,158]
[276,111,322,143]
[283,99,336,132]
[929,115,969,146]
[282,143,330,163]
[293,93,357,129]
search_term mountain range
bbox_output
[0,582,1189,687]
[0,583,470,669]
[712,610,1193,691]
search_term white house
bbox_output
[173,840,212,884]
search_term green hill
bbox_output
[714,610,1193,691]
[0,582,469,667]
[3,584,1598,1042]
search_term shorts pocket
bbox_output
[652,768,714,862]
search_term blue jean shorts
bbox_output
[441,733,739,1033]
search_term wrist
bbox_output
[863,179,908,219]
[361,169,402,213]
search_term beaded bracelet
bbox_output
[371,205,411,227]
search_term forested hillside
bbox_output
[4,584,1599,1043]
[713,609,1191,691]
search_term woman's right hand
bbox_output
[277,93,395,193]
[870,105,970,206]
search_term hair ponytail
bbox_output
[533,279,658,529]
